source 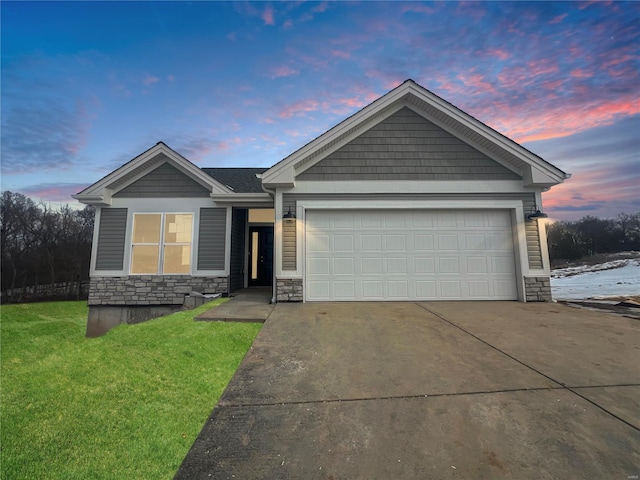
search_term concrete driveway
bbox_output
[175,302,640,479]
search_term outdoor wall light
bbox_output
[283,207,296,223]
[527,205,548,221]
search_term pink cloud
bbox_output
[278,99,320,118]
[549,13,568,24]
[262,5,275,25]
[526,59,559,77]
[331,50,351,59]
[283,19,293,29]
[496,94,640,143]
[364,70,405,90]
[570,69,593,78]
[486,48,511,60]
[20,183,89,203]
[268,65,299,79]
[142,74,159,86]
[312,1,328,13]
[400,4,435,14]
[457,73,496,94]
[541,79,565,91]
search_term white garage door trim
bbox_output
[298,200,527,302]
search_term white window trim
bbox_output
[130,212,195,275]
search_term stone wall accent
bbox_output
[88,275,228,306]
[524,276,552,302]
[276,278,303,302]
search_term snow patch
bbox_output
[551,259,640,300]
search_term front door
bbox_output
[249,226,273,286]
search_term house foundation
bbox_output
[86,275,228,336]
[524,276,552,302]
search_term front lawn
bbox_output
[1,300,261,479]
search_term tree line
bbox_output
[546,213,640,263]
[1,191,94,303]
[1,191,639,302]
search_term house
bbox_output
[74,79,569,336]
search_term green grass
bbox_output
[1,300,261,480]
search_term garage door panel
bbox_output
[308,281,330,299]
[363,280,383,298]
[412,212,434,227]
[463,211,485,227]
[333,235,354,251]
[436,213,457,227]
[440,281,462,298]
[413,234,435,251]
[387,280,409,298]
[309,257,330,275]
[492,256,514,274]
[306,210,517,301]
[414,257,436,274]
[334,258,355,275]
[467,257,488,274]
[333,281,355,298]
[334,214,354,229]
[465,233,487,250]
[438,234,458,250]
[468,280,490,298]
[386,258,407,274]
[361,235,382,251]
[362,257,383,274]
[385,235,406,251]
[489,233,512,251]
[438,257,460,274]
[494,280,517,298]
[360,212,382,228]
[416,280,437,298]
[488,212,511,227]
[385,212,406,228]
[308,234,330,252]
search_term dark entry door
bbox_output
[249,226,273,286]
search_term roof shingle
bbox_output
[202,168,268,193]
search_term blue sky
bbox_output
[2,1,639,220]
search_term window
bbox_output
[131,213,193,274]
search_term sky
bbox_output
[2,1,639,221]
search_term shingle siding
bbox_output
[523,197,544,269]
[114,162,210,198]
[282,197,297,271]
[298,107,521,181]
[95,208,128,270]
[197,208,227,270]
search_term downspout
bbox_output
[257,174,277,304]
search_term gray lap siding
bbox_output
[197,208,227,270]
[95,208,128,270]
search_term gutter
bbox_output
[257,174,278,305]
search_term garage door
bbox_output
[305,210,517,301]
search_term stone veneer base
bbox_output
[524,276,552,302]
[88,275,228,305]
[86,275,228,336]
[277,278,303,302]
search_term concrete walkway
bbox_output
[195,288,273,322]
[176,301,640,479]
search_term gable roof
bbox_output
[73,142,233,205]
[203,168,268,193]
[261,79,569,189]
